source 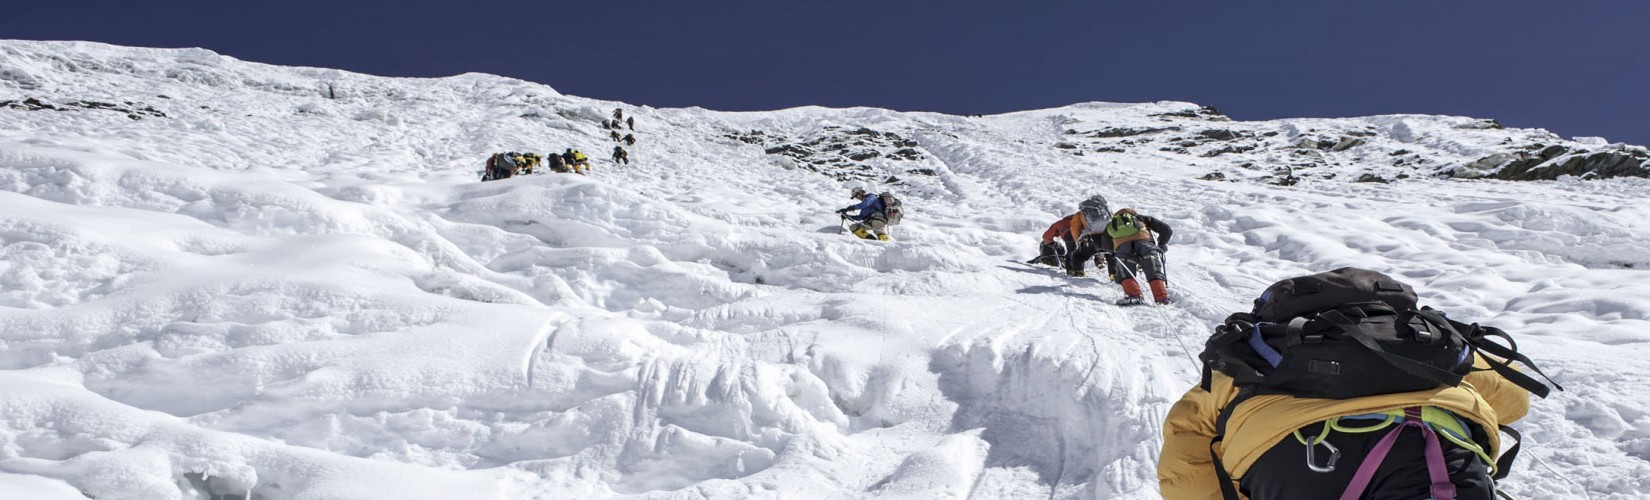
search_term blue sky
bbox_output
[7,0,1647,145]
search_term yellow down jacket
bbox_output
[1158,355,1531,500]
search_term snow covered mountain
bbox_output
[1,40,1647,499]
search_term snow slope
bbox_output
[1,40,1648,499]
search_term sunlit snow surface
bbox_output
[1,41,1647,499]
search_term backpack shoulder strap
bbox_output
[1491,424,1524,480]
[1211,389,1257,500]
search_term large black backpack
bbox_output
[1200,267,1559,399]
[1199,267,1561,497]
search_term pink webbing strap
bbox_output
[1338,407,1457,500]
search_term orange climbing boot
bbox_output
[1121,278,1143,299]
[1150,279,1171,304]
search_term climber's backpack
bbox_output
[1199,267,1563,497]
[1106,211,1146,239]
[879,192,904,225]
[1200,267,1562,399]
[483,153,519,181]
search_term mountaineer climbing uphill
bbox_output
[1066,195,1174,305]
[547,151,570,173]
[1062,196,1111,277]
[563,148,591,174]
[1027,212,1079,266]
[1160,267,1563,500]
[481,151,525,181]
[517,152,541,175]
[835,187,903,241]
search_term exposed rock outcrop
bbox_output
[1454,145,1650,180]
[1,97,167,120]
[731,126,933,182]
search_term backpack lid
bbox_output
[1253,267,1417,322]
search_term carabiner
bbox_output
[1305,438,1340,473]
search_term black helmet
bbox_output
[1079,195,1109,217]
[850,187,867,199]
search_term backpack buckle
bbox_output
[1414,325,1435,342]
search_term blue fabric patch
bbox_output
[1248,323,1284,367]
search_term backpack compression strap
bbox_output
[1415,308,1563,398]
[1414,308,1564,482]
[1319,309,1466,388]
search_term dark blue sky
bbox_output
[8,1,1648,145]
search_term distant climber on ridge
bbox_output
[612,145,629,165]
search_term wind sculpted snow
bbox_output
[1,40,1648,499]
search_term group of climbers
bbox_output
[481,151,540,181]
[1028,195,1173,305]
[481,109,642,181]
[480,149,590,181]
[601,109,634,132]
[604,108,636,166]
